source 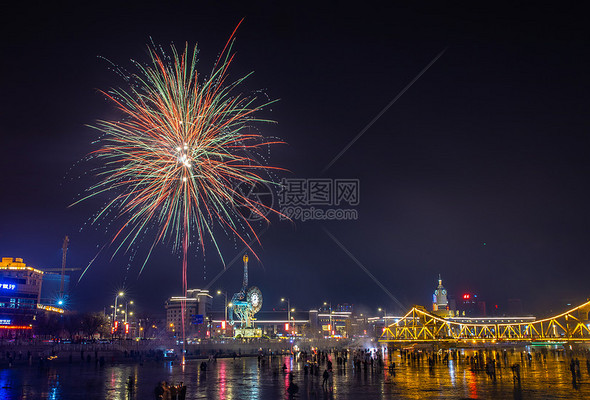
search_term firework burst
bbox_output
[75,27,283,349]
[80,36,281,261]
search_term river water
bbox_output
[1,349,589,399]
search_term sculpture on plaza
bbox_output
[228,254,263,335]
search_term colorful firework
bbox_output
[76,26,283,350]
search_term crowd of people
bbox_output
[153,381,186,400]
[148,345,590,398]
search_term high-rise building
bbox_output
[165,288,212,338]
[0,257,43,335]
[457,293,486,317]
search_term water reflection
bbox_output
[218,359,227,399]
[0,369,13,399]
[467,370,478,399]
[1,348,589,399]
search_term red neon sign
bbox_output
[221,320,226,330]
[124,323,129,334]
[0,325,32,330]
[285,323,289,331]
[463,294,470,300]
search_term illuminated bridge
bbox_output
[379,300,590,344]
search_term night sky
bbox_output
[1,2,589,317]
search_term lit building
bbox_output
[432,274,448,312]
[309,309,319,333]
[0,257,43,335]
[430,274,455,317]
[318,309,353,337]
[458,293,486,317]
[165,289,212,338]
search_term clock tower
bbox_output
[432,274,448,312]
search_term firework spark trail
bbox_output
[75,25,283,354]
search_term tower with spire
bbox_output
[432,274,448,312]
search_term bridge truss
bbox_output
[380,300,590,343]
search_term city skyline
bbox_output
[2,3,590,317]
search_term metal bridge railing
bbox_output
[380,300,590,343]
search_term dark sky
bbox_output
[1,2,589,317]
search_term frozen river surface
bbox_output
[1,351,590,399]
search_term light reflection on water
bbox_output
[1,350,589,399]
[467,369,478,399]
[0,369,14,399]
[47,371,60,400]
[106,363,128,399]
[218,358,227,399]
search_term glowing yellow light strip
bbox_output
[37,304,65,314]
[0,266,44,274]
[0,325,32,330]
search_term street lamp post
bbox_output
[217,290,228,323]
[378,307,387,330]
[324,301,332,337]
[112,291,124,338]
[126,301,135,338]
[125,300,134,323]
[281,298,290,333]
[228,301,233,331]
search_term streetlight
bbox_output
[324,301,332,336]
[124,300,136,338]
[378,307,387,328]
[113,291,125,337]
[217,290,228,324]
[125,300,134,323]
[281,298,291,331]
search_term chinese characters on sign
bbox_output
[278,178,359,222]
[0,283,16,290]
